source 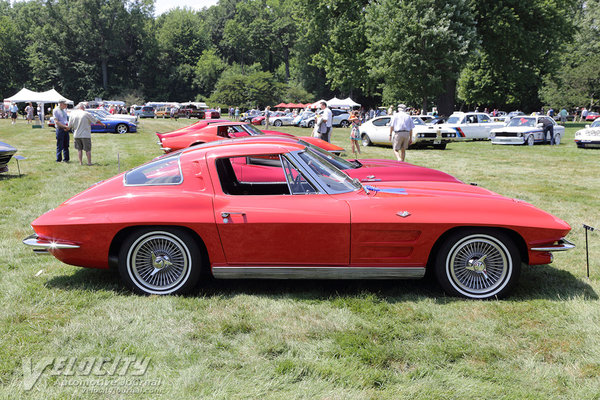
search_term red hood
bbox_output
[157,119,230,139]
[346,159,462,183]
[261,129,294,137]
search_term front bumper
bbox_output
[23,234,80,254]
[531,238,575,252]
[491,137,526,145]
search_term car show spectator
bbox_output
[264,106,271,129]
[25,102,34,124]
[234,107,240,121]
[318,101,333,142]
[559,108,568,124]
[540,117,555,145]
[547,108,554,117]
[580,107,588,122]
[349,111,361,157]
[69,104,103,166]
[9,102,18,124]
[53,100,71,162]
[389,104,415,162]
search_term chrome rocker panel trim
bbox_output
[531,238,575,252]
[212,266,425,280]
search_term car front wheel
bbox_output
[340,120,349,128]
[115,123,128,134]
[118,228,202,295]
[526,135,534,146]
[361,133,372,147]
[434,229,521,299]
[274,120,282,127]
[553,133,561,145]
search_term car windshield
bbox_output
[507,117,536,127]
[241,124,265,136]
[446,116,462,124]
[591,119,600,128]
[297,149,362,193]
[298,140,357,169]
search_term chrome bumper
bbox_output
[23,234,80,254]
[531,238,575,252]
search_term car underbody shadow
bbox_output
[44,263,597,302]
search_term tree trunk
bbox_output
[101,58,108,91]
[436,78,456,117]
[283,46,290,81]
[421,99,427,114]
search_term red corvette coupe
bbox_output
[157,121,343,155]
[24,140,573,299]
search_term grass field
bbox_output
[1,117,599,399]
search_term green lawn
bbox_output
[1,117,599,399]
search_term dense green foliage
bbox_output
[0,0,591,111]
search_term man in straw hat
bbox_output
[389,104,414,162]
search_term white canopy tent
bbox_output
[326,96,361,108]
[4,88,73,124]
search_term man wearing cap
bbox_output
[389,104,415,162]
[53,101,71,162]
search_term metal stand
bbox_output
[14,155,26,177]
[584,224,595,278]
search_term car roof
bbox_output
[180,136,306,156]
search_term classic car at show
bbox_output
[88,108,138,124]
[156,121,344,154]
[268,112,295,127]
[85,110,138,134]
[359,115,454,149]
[489,116,564,145]
[574,118,600,148]
[300,109,351,128]
[24,139,573,300]
[413,112,505,141]
[0,141,17,173]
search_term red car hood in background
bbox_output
[347,159,462,183]
[157,119,230,139]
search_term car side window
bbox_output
[478,114,491,123]
[372,118,390,126]
[215,155,316,196]
[466,115,477,124]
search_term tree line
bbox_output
[0,0,591,115]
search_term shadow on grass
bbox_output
[44,263,597,302]
[0,173,26,180]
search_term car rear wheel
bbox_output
[274,120,282,127]
[526,135,534,146]
[553,133,561,145]
[261,120,266,125]
[434,229,521,299]
[307,121,315,128]
[361,133,372,147]
[115,123,128,134]
[118,228,202,295]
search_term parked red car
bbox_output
[585,112,600,121]
[24,139,573,299]
[156,121,344,155]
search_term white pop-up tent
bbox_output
[4,88,73,123]
[326,97,361,108]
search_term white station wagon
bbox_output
[413,112,504,141]
[489,116,564,145]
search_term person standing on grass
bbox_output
[53,101,70,162]
[9,102,18,124]
[581,107,588,122]
[389,104,415,162]
[349,111,361,157]
[318,101,333,142]
[68,104,104,166]
[25,102,34,124]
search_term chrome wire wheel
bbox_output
[445,234,512,298]
[126,231,192,294]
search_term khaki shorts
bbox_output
[393,131,410,151]
[74,138,92,152]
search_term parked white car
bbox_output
[413,112,504,141]
[489,116,564,145]
[574,119,600,148]
[293,111,314,126]
[300,109,351,128]
[268,112,295,127]
[359,115,453,149]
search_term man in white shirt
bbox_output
[389,104,415,162]
[319,101,333,142]
[69,104,104,165]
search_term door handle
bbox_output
[221,212,246,218]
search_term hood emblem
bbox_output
[396,211,411,218]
